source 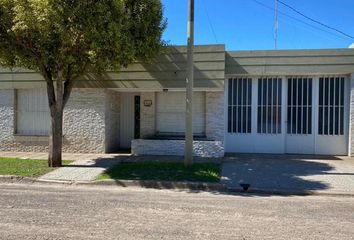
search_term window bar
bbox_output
[232,78,235,133]
[333,77,336,136]
[276,78,279,134]
[260,78,263,134]
[245,78,248,134]
[229,79,232,133]
[322,78,325,135]
[300,78,303,134]
[239,78,242,133]
[338,77,342,135]
[265,78,268,134]
[327,77,330,135]
[240,79,244,133]
[242,78,244,133]
[331,77,334,135]
[306,78,309,135]
[234,78,238,133]
[290,78,293,134]
[272,78,275,134]
[295,78,298,135]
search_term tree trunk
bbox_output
[48,109,63,167]
[48,69,64,167]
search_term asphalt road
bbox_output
[0,183,353,240]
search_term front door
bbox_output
[120,93,140,149]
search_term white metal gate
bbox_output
[225,76,349,155]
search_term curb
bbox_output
[1,176,354,197]
[78,179,226,192]
[226,187,354,197]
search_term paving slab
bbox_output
[222,154,354,195]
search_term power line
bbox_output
[278,0,354,39]
[202,0,218,43]
[250,0,351,41]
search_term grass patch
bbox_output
[0,157,73,177]
[97,161,220,182]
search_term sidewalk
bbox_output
[0,151,128,182]
[221,154,354,195]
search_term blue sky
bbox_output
[161,0,354,50]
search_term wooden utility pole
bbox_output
[185,0,194,166]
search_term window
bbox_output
[257,77,282,134]
[287,77,313,135]
[16,89,50,136]
[156,92,205,135]
[318,77,345,135]
[228,78,252,133]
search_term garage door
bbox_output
[156,92,205,135]
[225,76,349,155]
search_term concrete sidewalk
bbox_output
[0,151,128,181]
[222,154,354,195]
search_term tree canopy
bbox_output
[0,0,166,80]
[0,0,166,167]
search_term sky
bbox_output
[161,0,354,50]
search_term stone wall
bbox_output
[131,139,224,158]
[105,90,120,153]
[140,92,155,138]
[206,91,225,141]
[0,88,107,153]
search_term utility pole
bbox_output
[274,0,279,49]
[185,0,194,167]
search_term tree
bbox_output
[0,0,165,167]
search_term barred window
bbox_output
[228,78,252,134]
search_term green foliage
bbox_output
[0,0,166,79]
[97,162,221,182]
[0,157,73,177]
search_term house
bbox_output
[1,44,354,157]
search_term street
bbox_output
[0,183,353,240]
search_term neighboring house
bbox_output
[1,44,354,157]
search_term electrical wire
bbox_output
[250,0,352,41]
[202,0,218,43]
[278,0,354,39]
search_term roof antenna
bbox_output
[274,0,279,49]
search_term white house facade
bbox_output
[1,45,354,157]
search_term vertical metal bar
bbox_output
[265,78,268,134]
[306,78,309,135]
[290,78,293,134]
[235,79,238,133]
[295,78,298,134]
[301,78,304,134]
[241,78,244,133]
[246,78,248,134]
[338,77,342,135]
[327,77,330,135]
[260,78,263,134]
[322,78,325,135]
[333,77,336,135]
[229,78,234,133]
[269,78,275,134]
[276,78,279,134]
